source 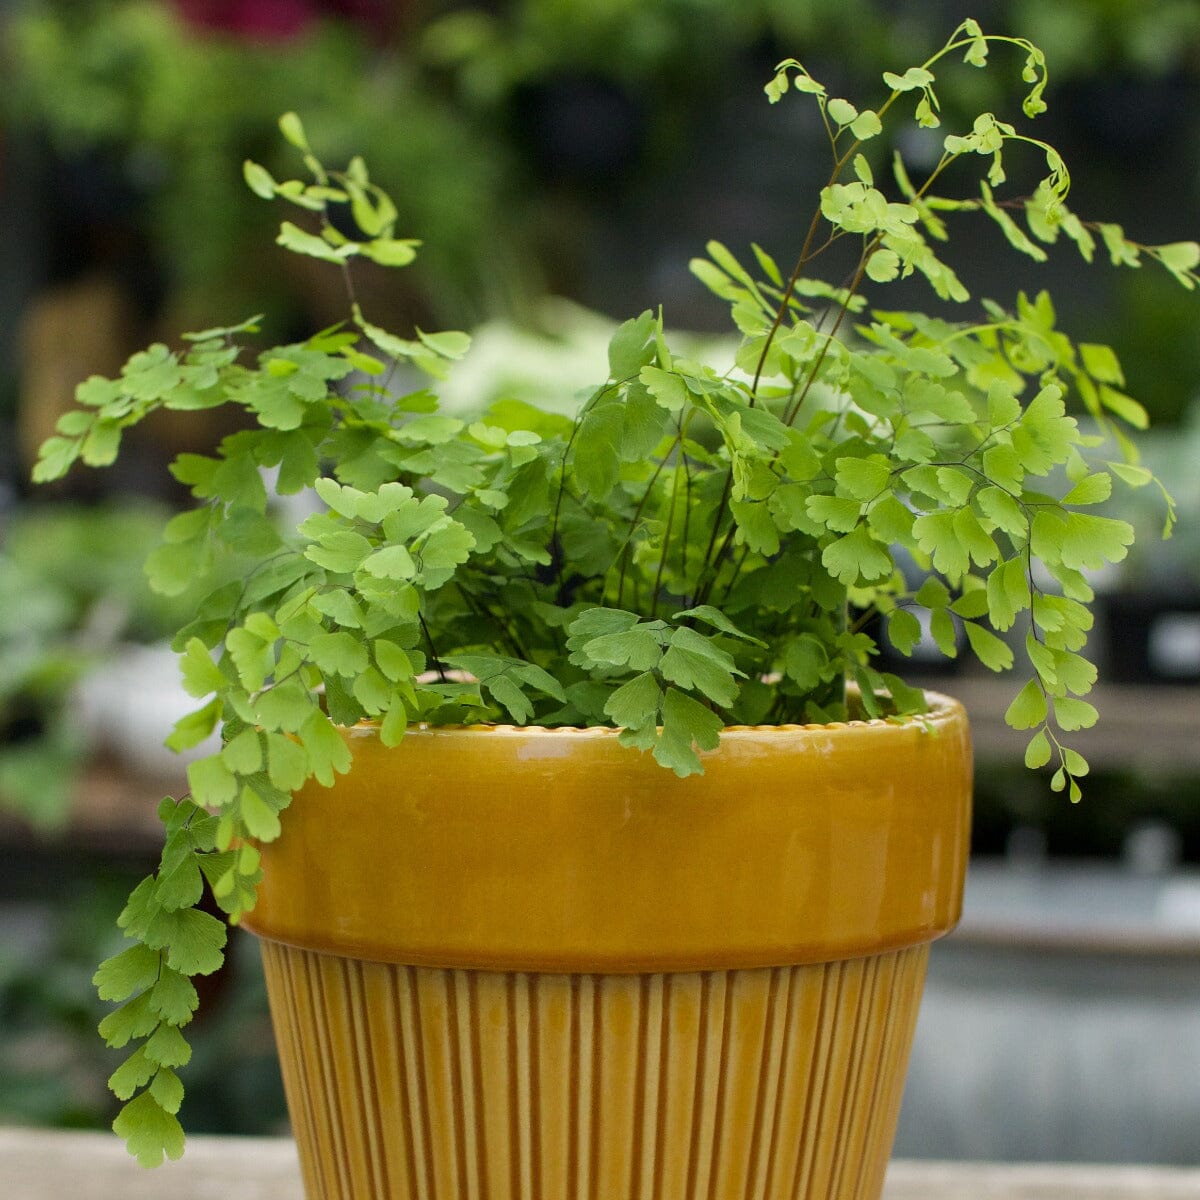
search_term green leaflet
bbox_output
[222,730,263,774]
[374,639,415,682]
[659,627,743,709]
[112,1091,186,1168]
[266,732,310,792]
[308,631,370,677]
[353,666,393,714]
[109,1046,159,1101]
[153,853,204,912]
[380,699,409,747]
[180,638,226,698]
[99,993,160,1049]
[654,689,725,777]
[442,655,566,724]
[254,678,318,734]
[575,626,665,672]
[154,908,227,977]
[304,530,374,574]
[784,634,831,691]
[640,365,689,412]
[607,311,658,379]
[149,1068,186,1116]
[674,605,767,646]
[604,672,661,730]
[144,1023,192,1069]
[1005,678,1047,729]
[822,526,893,585]
[964,621,1014,671]
[806,494,863,534]
[299,710,353,787]
[834,455,891,501]
[886,609,922,657]
[95,943,162,1005]
[239,782,283,841]
[148,970,201,1027]
[572,402,624,499]
[185,756,238,809]
[416,520,476,588]
[1054,695,1099,732]
[1025,729,1052,769]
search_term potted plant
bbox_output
[34,20,1195,1196]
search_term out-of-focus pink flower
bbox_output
[173,0,391,42]
[173,0,313,39]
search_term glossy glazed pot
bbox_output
[241,695,972,1200]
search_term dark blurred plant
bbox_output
[0,502,193,827]
[5,0,522,325]
[1006,0,1200,78]
[0,860,284,1133]
[0,868,141,1129]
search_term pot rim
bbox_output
[343,687,966,741]
[246,688,973,972]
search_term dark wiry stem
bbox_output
[418,611,447,682]
[615,439,679,611]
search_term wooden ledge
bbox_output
[941,678,1200,769]
[3,1129,1200,1197]
[886,1160,1200,1198]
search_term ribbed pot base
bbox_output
[260,940,929,1200]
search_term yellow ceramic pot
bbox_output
[241,694,972,1200]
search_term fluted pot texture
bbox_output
[240,695,972,1200]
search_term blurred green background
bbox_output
[0,0,1198,1146]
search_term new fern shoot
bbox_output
[34,20,1193,1166]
